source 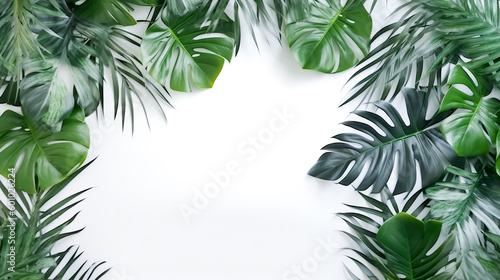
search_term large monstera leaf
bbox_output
[309,88,460,194]
[439,65,500,157]
[284,0,371,73]
[376,213,454,280]
[0,108,89,194]
[142,3,235,92]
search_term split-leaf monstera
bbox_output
[142,2,235,92]
[309,88,460,194]
[285,0,371,73]
[439,65,500,157]
[0,108,89,194]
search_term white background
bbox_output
[1,2,401,279]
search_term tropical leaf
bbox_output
[475,232,500,278]
[142,2,235,92]
[426,166,500,279]
[20,58,76,129]
[376,212,454,280]
[0,0,63,105]
[309,88,460,194]
[285,0,372,73]
[341,2,453,106]
[339,189,454,280]
[0,108,89,194]
[342,0,500,106]
[439,65,500,157]
[497,132,500,175]
[74,0,137,26]
[0,161,110,279]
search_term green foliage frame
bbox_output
[1,0,500,279]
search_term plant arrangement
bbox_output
[1,0,499,279]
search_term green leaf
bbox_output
[142,3,235,92]
[475,232,500,278]
[426,167,500,279]
[376,213,453,280]
[426,166,500,229]
[497,131,500,176]
[309,88,460,194]
[75,0,137,26]
[20,58,75,129]
[0,108,89,193]
[285,0,371,73]
[118,0,158,6]
[439,65,500,157]
[0,161,109,279]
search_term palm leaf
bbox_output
[142,1,235,92]
[475,232,500,278]
[439,65,500,157]
[0,0,63,106]
[309,88,460,194]
[0,161,109,279]
[343,0,500,106]
[425,166,500,279]
[285,0,372,73]
[0,108,89,194]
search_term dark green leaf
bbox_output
[75,0,137,26]
[309,88,460,194]
[376,213,453,280]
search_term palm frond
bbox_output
[342,0,500,107]
[425,166,500,279]
[0,160,109,279]
[0,0,64,106]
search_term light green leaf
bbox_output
[285,0,371,73]
[20,58,75,129]
[426,166,500,228]
[376,213,453,280]
[439,65,500,157]
[426,167,500,279]
[75,0,137,26]
[0,108,89,193]
[142,3,235,92]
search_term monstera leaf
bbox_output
[376,213,454,280]
[309,88,460,194]
[439,65,500,157]
[0,108,89,194]
[284,0,371,73]
[142,2,235,92]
